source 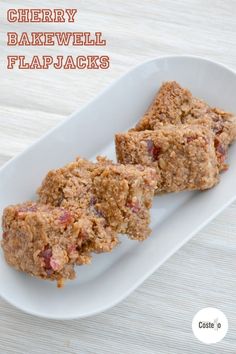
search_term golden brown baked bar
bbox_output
[92,159,157,240]
[1,202,117,287]
[116,125,219,193]
[38,157,157,240]
[133,81,236,170]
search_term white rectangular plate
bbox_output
[1,56,236,319]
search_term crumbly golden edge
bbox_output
[115,125,220,193]
[133,81,193,130]
[132,81,236,170]
[38,156,114,207]
[92,164,157,240]
[134,81,236,138]
[37,158,94,207]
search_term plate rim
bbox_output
[0,55,236,320]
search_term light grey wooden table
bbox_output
[0,1,235,353]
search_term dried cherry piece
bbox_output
[214,139,226,163]
[89,197,106,219]
[89,196,97,206]
[18,205,38,213]
[40,247,53,269]
[78,229,89,242]
[186,136,197,143]
[89,196,106,219]
[49,258,61,271]
[146,140,161,161]
[126,199,141,213]
[94,208,106,218]
[2,232,8,239]
[213,125,224,135]
[68,244,77,254]
[59,210,73,225]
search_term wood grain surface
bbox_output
[0,1,236,353]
